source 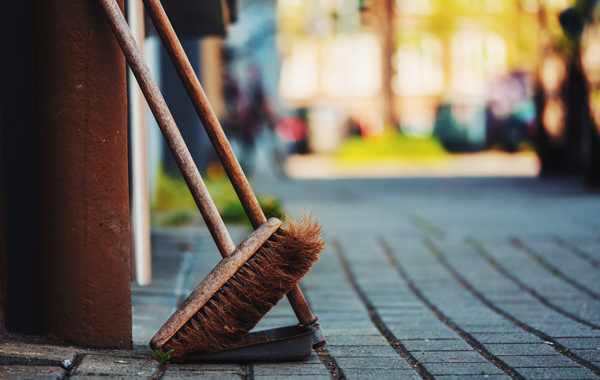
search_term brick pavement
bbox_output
[1,176,599,379]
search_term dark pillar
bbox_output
[0,0,41,334]
[34,0,132,348]
[0,103,5,332]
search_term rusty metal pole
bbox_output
[34,0,132,348]
[380,0,395,127]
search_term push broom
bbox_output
[138,0,326,348]
[96,0,324,359]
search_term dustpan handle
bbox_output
[142,0,322,335]
[97,0,236,259]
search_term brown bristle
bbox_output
[162,214,324,359]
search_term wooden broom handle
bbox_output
[97,0,236,259]
[141,0,319,328]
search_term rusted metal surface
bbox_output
[142,0,321,333]
[34,0,132,348]
[97,0,236,258]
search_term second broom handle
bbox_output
[142,0,318,327]
[97,0,236,259]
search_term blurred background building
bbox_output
[276,0,547,151]
[272,0,598,179]
[131,0,600,284]
[139,0,599,222]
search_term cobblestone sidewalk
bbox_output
[1,176,599,379]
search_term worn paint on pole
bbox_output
[34,0,132,348]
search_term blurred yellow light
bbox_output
[520,0,540,13]
[543,99,566,139]
[541,53,567,95]
[396,0,433,15]
[589,90,600,134]
[581,23,600,87]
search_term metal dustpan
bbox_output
[172,325,317,363]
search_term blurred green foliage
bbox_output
[152,167,197,213]
[151,166,285,228]
[220,196,285,226]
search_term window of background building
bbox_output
[393,33,444,96]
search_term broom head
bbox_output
[150,214,324,359]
